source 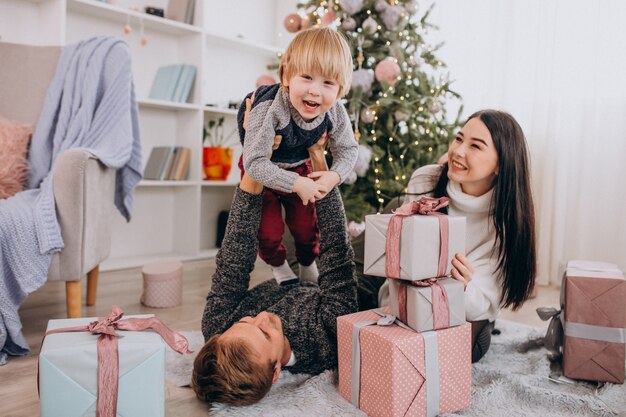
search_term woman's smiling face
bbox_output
[447,117,499,196]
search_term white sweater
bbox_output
[379,164,502,321]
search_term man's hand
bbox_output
[307,131,329,172]
[308,171,340,199]
[242,91,282,150]
[292,176,328,205]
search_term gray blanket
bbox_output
[0,36,142,365]
[166,320,626,416]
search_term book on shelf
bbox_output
[166,0,195,24]
[172,64,197,103]
[148,64,196,103]
[143,146,191,181]
[148,65,184,101]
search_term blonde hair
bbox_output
[191,334,275,406]
[279,27,353,97]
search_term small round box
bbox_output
[141,260,183,308]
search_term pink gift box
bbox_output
[337,308,471,417]
[562,260,626,383]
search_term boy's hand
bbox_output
[293,176,328,205]
[308,171,340,200]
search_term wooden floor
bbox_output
[0,258,560,417]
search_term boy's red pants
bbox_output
[238,156,319,267]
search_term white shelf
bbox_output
[138,98,200,111]
[204,106,238,116]
[205,30,282,57]
[67,0,202,36]
[5,0,281,271]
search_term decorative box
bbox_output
[562,260,626,383]
[337,308,471,417]
[141,260,183,308]
[39,314,166,417]
[363,212,465,280]
[388,277,465,332]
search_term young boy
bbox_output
[236,27,357,285]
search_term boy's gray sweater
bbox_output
[237,84,358,193]
[201,187,357,375]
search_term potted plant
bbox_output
[202,117,238,181]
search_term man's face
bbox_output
[221,311,287,366]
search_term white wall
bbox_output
[426,0,626,283]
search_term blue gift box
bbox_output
[39,314,165,417]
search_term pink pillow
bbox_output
[0,118,33,199]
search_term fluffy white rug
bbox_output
[166,321,626,417]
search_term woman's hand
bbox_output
[242,92,282,150]
[450,253,474,290]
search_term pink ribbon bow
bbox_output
[40,306,192,417]
[398,278,450,330]
[385,196,450,279]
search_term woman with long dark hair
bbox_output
[373,109,537,362]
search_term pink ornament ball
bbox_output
[284,13,302,33]
[375,58,401,86]
[256,74,277,88]
[322,9,336,25]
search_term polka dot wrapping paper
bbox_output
[337,308,471,417]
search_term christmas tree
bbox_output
[283,0,462,221]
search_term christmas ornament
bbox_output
[339,0,364,15]
[123,15,132,34]
[355,144,372,177]
[360,107,375,124]
[381,5,407,31]
[301,15,312,30]
[362,16,378,34]
[374,0,388,13]
[405,0,418,14]
[322,8,336,25]
[256,74,276,88]
[398,121,408,135]
[375,58,401,86]
[352,68,375,92]
[284,13,302,33]
[394,109,410,122]
[342,17,357,31]
[428,99,442,114]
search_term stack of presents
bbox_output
[337,197,472,417]
[336,197,626,417]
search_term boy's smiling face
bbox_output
[283,71,340,122]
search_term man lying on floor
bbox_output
[192,174,357,405]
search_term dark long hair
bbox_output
[433,110,536,310]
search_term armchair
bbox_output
[0,41,116,318]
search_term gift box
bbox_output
[337,308,471,417]
[39,307,191,417]
[388,277,465,332]
[363,199,465,280]
[562,260,626,383]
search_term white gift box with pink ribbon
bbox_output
[39,306,191,417]
[337,308,472,417]
[388,277,465,332]
[364,197,466,281]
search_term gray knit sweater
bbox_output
[237,84,358,193]
[201,187,357,375]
